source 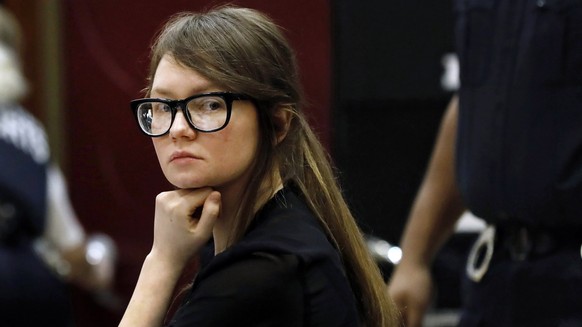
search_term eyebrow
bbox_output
[149,88,175,98]
[150,86,221,99]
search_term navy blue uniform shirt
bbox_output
[0,104,48,242]
[0,104,72,326]
[454,0,582,226]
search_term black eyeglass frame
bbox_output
[130,92,252,137]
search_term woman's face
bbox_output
[151,54,260,192]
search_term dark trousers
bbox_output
[458,235,582,327]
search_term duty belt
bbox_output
[466,224,582,282]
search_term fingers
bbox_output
[173,187,214,216]
[407,311,423,327]
[152,188,221,263]
[167,188,220,237]
[388,292,409,327]
[191,191,221,236]
[389,292,423,327]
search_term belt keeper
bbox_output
[509,227,532,261]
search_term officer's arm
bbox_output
[388,96,465,327]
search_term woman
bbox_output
[120,6,399,327]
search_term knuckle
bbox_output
[155,191,171,202]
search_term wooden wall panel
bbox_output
[3,0,42,119]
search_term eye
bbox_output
[188,96,227,113]
[201,98,226,111]
[152,102,172,113]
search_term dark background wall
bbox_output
[5,0,455,325]
[332,0,454,244]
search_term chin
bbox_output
[166,176,205,189]
[172,182,203,189]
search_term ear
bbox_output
[272,106,293,145]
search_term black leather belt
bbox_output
[466,223,582,282]
[496,223,582,261]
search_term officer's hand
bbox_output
[388,263,433,327]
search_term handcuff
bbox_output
[466,225,495,283]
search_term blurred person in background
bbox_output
[389,1,582,326]
[0,5,116,326]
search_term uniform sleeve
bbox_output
[168,252,304,327]
[44,164,85,250]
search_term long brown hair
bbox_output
[146,6,400,327]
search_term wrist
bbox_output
[395,251,432,272]
[144,250,188,280]
[120,251,184,327]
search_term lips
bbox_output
[169,151,200,162]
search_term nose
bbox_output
[169,110,196,139]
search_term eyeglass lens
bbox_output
[136,95,229,135]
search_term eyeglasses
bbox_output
[130,92,251,137]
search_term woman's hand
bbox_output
[119,188,221,327]
[151,187,221,269]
